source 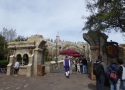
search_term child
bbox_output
[77,59,80,73]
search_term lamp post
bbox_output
[55,34,61,69]
[55,39,58,62]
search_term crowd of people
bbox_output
[63,55,125,90]
[63,55,88,78]
[93,55,125,90]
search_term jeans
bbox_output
[82,65,87,73]
[110,79,120,90]
[96,75,105,90]
[121,80,125,90]
[14,68,19,75]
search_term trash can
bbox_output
[41,65,45,76]
[37,65,45,76]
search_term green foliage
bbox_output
[0,60,9,68]
[47,56,53,61]
[15,35,28,41]
[83,0,125,32]
[0,35,7,60]
[120,44,125,47]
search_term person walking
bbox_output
[118,59,125,90]
[106,58,120,90]
[76,59,81,73]
[94,55,106,90]
[63,56,71,78]
[13,60,20,76]
[74,58,78,72]
[81,56,87,74]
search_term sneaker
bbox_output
[66,76,69,78]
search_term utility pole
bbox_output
[55,32,61,69]
[55,39,58,61]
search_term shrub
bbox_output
[0,60,9,68]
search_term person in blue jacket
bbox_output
[106,58,120,90]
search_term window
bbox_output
[23,54,29,65]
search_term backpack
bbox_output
[120,65,125,80]
[109,70,118,83]
[93,61,104,76]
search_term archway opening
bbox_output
[23,54,29,65]
[16,54,22,65]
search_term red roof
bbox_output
[59,49,79,55]
[68,53,81,57]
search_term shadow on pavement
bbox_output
[88,83,96,90]
[88,82,110,90]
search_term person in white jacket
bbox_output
[14,60,20,76]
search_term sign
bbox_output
[105,42,118,58]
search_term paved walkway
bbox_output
[0,72,110,90]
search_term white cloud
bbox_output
[0,0,124,44]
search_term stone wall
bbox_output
[7,35,46,77]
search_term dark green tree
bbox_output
[15,35,28,41]
[0,28,28,60]
[83,0,125,32]
[0,35,6,60]
[0,28,17,60]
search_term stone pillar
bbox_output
[83,30,108,80]
[33,48,43,76]
[90,46,99,79]
[27,64,32,77]
[26,55,34,77]
[45,61,51,73]
[7,55,15,75]
[90,46,99,62]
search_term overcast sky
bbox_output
[0,0,125,44]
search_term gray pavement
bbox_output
[0,72,110,90]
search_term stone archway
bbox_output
[83,30,108,79]
[16,54,22,64]
[7,35,46,77]
[60,43,85,55]
[83,30,108,62]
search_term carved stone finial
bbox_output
[83,30,108,46]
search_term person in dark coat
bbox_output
[81,56,87,74]
[95,55,106,90]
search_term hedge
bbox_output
[0,60,9,68]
